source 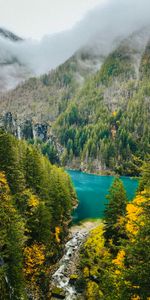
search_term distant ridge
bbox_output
[0,27,22,41]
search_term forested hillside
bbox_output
[75,158,150,299]
[54,32,150,175]
[0,131,76,299]
[0,28,149,175]
[0,48,103,122]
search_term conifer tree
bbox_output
[0,132,76,298]
[138,155,150,191]
[0,172,26,299]
[124,160,150,298]
[104,177,128,247]
[27,200,52,245]
[0,133,25,194]
[124,196,150,299]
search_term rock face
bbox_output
[0,112,18,136]
[0,111,48,140]
[0,112,48,141]
[33,123,48,141]
[0,112,64,166]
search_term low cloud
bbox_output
[0,0,150,90]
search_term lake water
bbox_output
[67,170,138,223]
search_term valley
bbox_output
[0,3,150,299]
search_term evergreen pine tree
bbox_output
[104,177,128,247]
[0,172,26,299]
[0,133,25,194]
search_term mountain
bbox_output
[54,28,150,174]
[0,27,149,118]
[0,28,22,41]
[0,28,33,92]
[0,27,150,175]
[0,46,106,122]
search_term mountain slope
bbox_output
[0,27,149,120]
[0,28,32,92]
[0,28,149,175]
[0,28,22,41]
[54,29,150,174]
[0,48,105,121]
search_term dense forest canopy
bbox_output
[0,132,76,299]
[54,41,150,175]
[77,158,150,299]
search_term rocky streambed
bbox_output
[50,221,101,299]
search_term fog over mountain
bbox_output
[0,0,150,91]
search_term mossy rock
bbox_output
[51,286,66,299]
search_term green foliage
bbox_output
[54,45,150,176]
[140,41,150,78]
[78,161,150,300]
[124,198,150,299]
[0,133,25,194]
[98,47,134,85]
[138,155,150,191]
[0,173,26,299]
[104,177,128,247]
[41,141,60,165]
[1,34,150,178]
[0,132,76,298]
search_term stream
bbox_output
[51,222,101,299]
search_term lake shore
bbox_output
[70,219,102,235]
[66,167,116,177]
[67,170,138,222]
[66,167,140,179]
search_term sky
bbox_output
[0,0,106,39]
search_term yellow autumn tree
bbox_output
[0,172,26,299]
[24,243,45,281]
[28,194,39,208]
[86,281,103,299]
[126,190,149,237]
[113,249,126,268]
[55,226,61,243]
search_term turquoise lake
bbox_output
[67,170,138,223]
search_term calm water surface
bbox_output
[67,170,138,223]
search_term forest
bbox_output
[0,131,76,299]
[54,43,150,175]
[0,19,149,300]
[0,130,149,299]
[75,158,150,299]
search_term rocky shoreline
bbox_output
[66,167,117,177]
